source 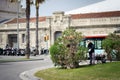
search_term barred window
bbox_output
[0,34,2,43]
[22,34,25,43]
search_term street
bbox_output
[0,55,53,80]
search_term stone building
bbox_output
[0,11,120,51]
[0,0,25,23]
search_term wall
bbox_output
[0,11,120,50]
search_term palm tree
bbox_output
[35,0,45,55]
[26,0,31,59]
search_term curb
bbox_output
[19,65,54,80]
[0,58,44,63]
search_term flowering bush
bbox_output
[50,29,87,69]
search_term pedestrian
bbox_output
[5,44,9,49]
[87,40,95,65]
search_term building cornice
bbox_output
[0,10,24,14]
[71,24,120,29]
[0,27,49,32]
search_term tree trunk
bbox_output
[36,6,39,55]
[26,0,30,59]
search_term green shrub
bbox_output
[50,29,87,69]
[102,33,120,61]
[50,42,67,67]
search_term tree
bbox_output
[35,0,45,55]
[50,29,87,69]
[25,0,31,59]
[102,33,120,61]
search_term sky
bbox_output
[65,0,120,14]
[21,0,104,17]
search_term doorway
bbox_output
[8,34,17,48]
[54,31,62,41]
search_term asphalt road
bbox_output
[0,55,53,80]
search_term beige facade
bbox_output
[0,11,120,50]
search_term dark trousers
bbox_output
[89,53,92,65]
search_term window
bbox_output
[96,40,102,49]
[0,34,2,43]
[83,39,103,49]
[22,34,25,43]
[94,40,102,49]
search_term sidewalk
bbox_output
[0,55,45,63]
[20,65,54,80]
[19,55,54,80]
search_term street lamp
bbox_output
[17,0,20,50]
